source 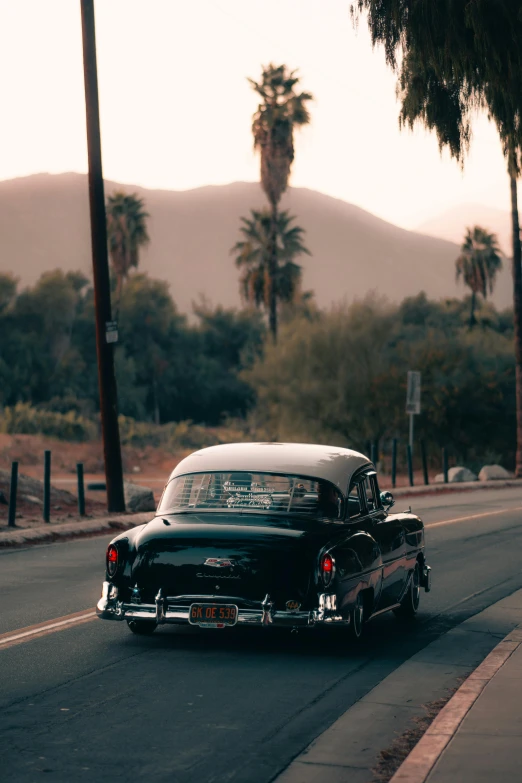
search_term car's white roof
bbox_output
[169,442,371,492]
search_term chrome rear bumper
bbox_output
[96,582,347,628]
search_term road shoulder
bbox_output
[0,511,151,547]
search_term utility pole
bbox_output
[80,0,125,511]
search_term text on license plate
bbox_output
[189,603,238,627]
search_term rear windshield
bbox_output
[157,471,343,519]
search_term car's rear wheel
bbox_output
[393,562,421,620]
[126,619,157,635]
[348,591,365,641]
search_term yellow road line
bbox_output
[0,609,96,651]
[426,505,522,529]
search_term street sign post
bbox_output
[406,371,421,454]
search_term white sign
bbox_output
[105,320,118,344]
[406,371,421,415]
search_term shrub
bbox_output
[0,402,97,442]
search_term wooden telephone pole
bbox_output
[80,0,125,511]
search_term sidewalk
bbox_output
[391,618,522,783]
[422,627,522,783]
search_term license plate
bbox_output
[189,603,238,628]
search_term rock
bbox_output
[0,469,76,506]
[448,466,478,482]
[132,466,141,473]
[25,495,43,505]
[124,481,156,513]
[478,464,513,481]
[434,467,477,483]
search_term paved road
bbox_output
[0,487,521,782]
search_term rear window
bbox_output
[157,471,343,519]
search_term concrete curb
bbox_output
[389,625,522,783]
[0,512,152,547]
[391,478,522,500]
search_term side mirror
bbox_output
[380,491,395,509]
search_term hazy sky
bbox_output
[0,0,511,229]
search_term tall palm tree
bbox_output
[231,209,310,312]
[249,64,313,340]
[106,191,150,314]
[455,226,503,328]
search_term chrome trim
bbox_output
[155,588,166,624]
[312,592,347,624]
[96,581,124,620]
[261,593,274,625]
[367,603,401,620]
[96,582,352,627]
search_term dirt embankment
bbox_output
[0,433,185,527]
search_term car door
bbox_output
[357,471,408,608]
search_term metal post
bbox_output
[409,413,414,457]
[81,0,125,512]
[8,461,18,528]
[391,438,397,489]
[77,463,86,516]
[443,447,449,483]
[421,440,429,485]
[43,450,51,523]
[407,445,414,487]
[371,442,377,465]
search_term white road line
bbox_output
[426,505,522,529]
[0,611,96,649]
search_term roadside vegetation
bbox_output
[0,267,515,469]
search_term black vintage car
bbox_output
[97,443,431,639]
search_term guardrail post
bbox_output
[371,441,377,465]
[8,461,18,528]
[77,463,86,516]
[391,438,397,488]
[43,450,51,523]
[421,440,429,485]
[407,444,414,486]
[443,447,449,483]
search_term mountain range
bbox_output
[0,173,512,311]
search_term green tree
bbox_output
[244,296,515,465]
[455,227,503,328]
[106,191,150,313]
[249,64,313,340]
[352,1,522,475]
[231,208,310,313]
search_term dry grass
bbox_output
[371,680,466,783]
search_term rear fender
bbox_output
[325,529,383,617]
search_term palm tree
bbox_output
[249,64,313,340]
[106,191,150,314]
[231,209,310,312]
[455,226,503,328]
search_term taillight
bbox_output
[320,553,334,587]
[107,544,118,577]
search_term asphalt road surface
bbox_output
[1,487,521,783]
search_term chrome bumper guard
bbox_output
[96,582,348,628]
